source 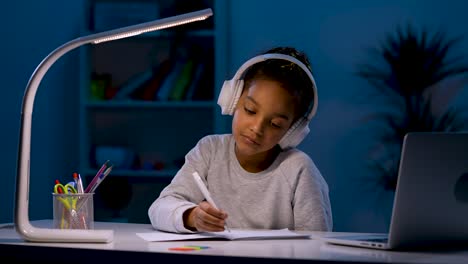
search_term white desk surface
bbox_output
[1,220,468,264]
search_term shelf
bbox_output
[78,0,227,224]
[83,168,179,178]
[85,100,215,109]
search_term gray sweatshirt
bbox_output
[148,134,333,233]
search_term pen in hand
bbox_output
[192,172,230,232]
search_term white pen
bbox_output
[73,172,84,193]
[192,172,230,232]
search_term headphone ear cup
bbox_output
[217,79,244,115]
[279,118,310,149]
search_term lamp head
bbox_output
[91,8,212,44]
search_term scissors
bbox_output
[54,180,77,195]
[54,180,78,214]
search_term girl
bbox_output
[148,46,332,232]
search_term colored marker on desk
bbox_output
[169,245,210,251]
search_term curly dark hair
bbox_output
[243,46,316,121]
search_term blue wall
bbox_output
[1,0,468,232]
[0,1,85,223]
[225,0,468,232]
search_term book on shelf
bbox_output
[134,59,173,101]
[183,61,205,101]
[113,68,154,100]
[89,72,112,100]
[168,59,195,101]
[191,61,214,101]
[155,59,185,101]
[107,50,212,102]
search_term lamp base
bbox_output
[16,221,113,243]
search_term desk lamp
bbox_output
[15,8,213,243]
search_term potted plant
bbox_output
[356,23,468,191]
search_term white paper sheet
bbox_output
[136,228,311,242]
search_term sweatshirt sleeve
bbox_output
[147,136,213,233]
[290,153,333,231]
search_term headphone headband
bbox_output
[230,53,318,120]
[217,52,319,149]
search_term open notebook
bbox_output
[137,228,310,242]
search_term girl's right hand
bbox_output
[184,201,228,232]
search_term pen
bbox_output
[85,160,109,193]
[192,172,230,232]
[77,173,84,193]
[88,165,113,193]
[73,172,84,193]
[54,180,63,193]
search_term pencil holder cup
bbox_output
[52,193,94,230]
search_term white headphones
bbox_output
[217,53,318,149]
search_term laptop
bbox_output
[321,132,468,250]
